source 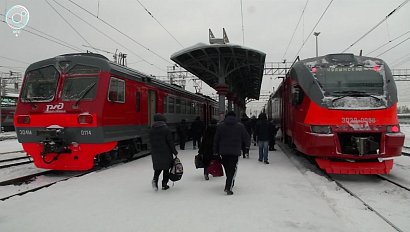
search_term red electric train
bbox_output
[267,53,405,174]
[14,53,217,170]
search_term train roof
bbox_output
[25,53,216,103]
[297,53,386,68]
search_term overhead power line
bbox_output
[282,0,309,60]
[342,0,410,53]
[67,0,173,65]
[136,0,184,48]
[293,0,334,60]
[366,30,410,56]
[51,0,165,72]
[45,0,95,52]
[375,35,410,57]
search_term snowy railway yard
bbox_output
[0,127,409,232]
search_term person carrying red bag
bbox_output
[213,111,250,195]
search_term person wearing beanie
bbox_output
[149,113,178,191]
[213,111,250,195]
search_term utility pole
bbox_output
[314,32,320,57]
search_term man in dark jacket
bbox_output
[149,113,178,191]
[240,113,252,158]
[213,111,250,195]
[191,116,204,149]
[255,112,271,164]
[176,119,189,150]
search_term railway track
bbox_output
[279,143,410,232]
[0,150,151,201]
[0,150,32,169]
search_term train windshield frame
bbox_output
[21,65,59,102]
[314,67,385,97]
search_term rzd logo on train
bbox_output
[45,103,65,112]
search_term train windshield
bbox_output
[61,77,98,101]
[314,67,384,96]
[21,66,59,102]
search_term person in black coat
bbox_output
[149,113,178,191]
[255,112,271,164]
[213,111,250,195]
[198,118,218,180]
[191,116,204,149]
[240,113,252,158]
[176,119,189,150]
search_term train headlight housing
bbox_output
[78,114,93,124]
[310,125,332,134]
[386,125,400,133]
[17,115,31,124]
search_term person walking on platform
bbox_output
[149,113,178,191]
[213,111,250,195]
[250,115,257,146]
[255,112,271,164]
[240,113,252,158]
[176,119,189,150]
[268,118,278,151]
[198,118,218,180]
[191,116,204,149]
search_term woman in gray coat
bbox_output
[149,113,178,191]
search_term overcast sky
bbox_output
[1,0,410,112]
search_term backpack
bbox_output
[169,156,183,182]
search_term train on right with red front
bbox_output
[266,53,405,174]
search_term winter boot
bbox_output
[152,179,158,191]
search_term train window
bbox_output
[108,77,125,103]
[136,92,141,112]
[168,97,175,113]
[21,66,59,102]
[181,99,186,114]
[164,96,167,113]
[62,77,98,101]
[67,65,99,74]
[176,98,181,114]
[292,85,304,105]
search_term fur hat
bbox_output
[154,113,166,122]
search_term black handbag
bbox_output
[194,154,204,169]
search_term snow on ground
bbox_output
[0,139,408,232]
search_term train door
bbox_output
[148,90,157,126]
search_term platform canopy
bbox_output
[170,43,266,100]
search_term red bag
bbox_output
[208,159,224,177]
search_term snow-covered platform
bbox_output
[0,141,403,232]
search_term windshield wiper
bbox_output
[331,91,382,102]
[74,82,97,107]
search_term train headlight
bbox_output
[78,114,93,124]
[386,125,400,133]
[17,115,31,124]
[310,125,332,134]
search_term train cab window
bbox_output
[62,77,98,101]
[21,65,59,102]
[292,85,304,105]
[181,99,186,114]
[168,97,175,113]
[108,77,125,103]
[136,92,141,112]
[176,98,181,114]
[164,96,168,113]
